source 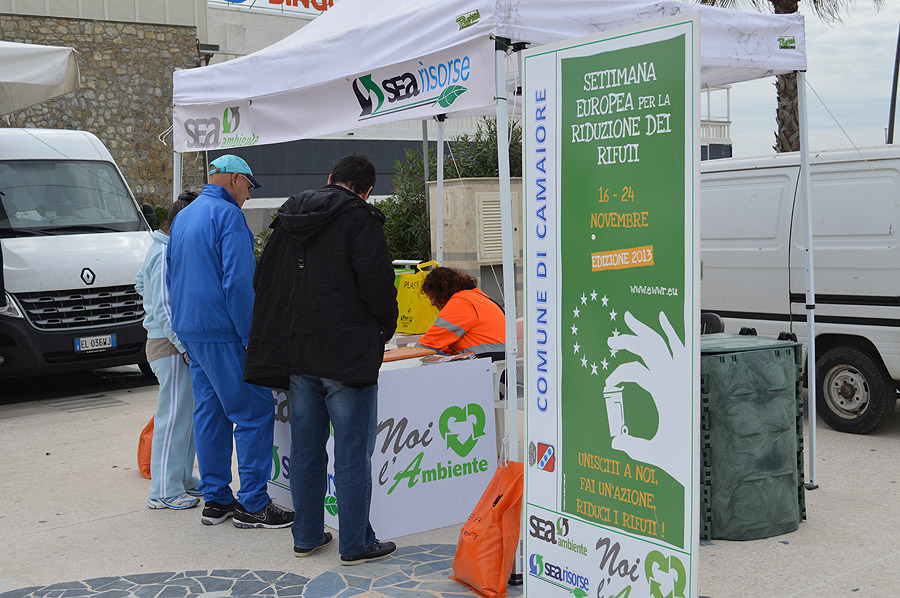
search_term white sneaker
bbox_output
[147,493,200,510]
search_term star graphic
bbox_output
[573,307,580,318]
[590,363,598,375]
[609,309,617,321]
[581,293,587,305]
[573,342,580,354]
[590,290,598,301]
[610,347,619,358]
[601,295,609,306]
[601,358,609,370]
[581,356,588,368]
[612,328,620,337]
[571,324,578,335]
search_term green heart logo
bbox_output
[439,403,487,457]
[644,550,686,598]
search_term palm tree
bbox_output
[699,0,882,152]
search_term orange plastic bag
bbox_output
[451,461,524,598]
[138,416,153,479]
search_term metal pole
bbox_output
[495,43,518,465]
[436,115,445,265]
[888,23,900,143]
[799,71,817,489]
[496,37,522,586]
[422,120,430,221]
[173,151,182,202]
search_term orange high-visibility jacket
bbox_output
[417,288,505,357]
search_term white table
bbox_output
[267,356,497,539]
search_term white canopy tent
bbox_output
[0,40,80,115]
[172,0,817,483]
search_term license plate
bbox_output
[74,334,117,352]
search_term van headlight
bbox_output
[0,293,23,318]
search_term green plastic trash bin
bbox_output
[700,333,807,540]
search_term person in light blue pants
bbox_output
[137,193,201,510]
[149,352,200,504]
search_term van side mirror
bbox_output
[141,203,157,229]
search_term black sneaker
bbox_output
[232,499,294,529]
[294,531,333,558]
[201,500,236,526]
[340,540,397,566]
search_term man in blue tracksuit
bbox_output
[166,155,292,529]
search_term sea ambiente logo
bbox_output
[182,104,259,149]
[528,553,590,597]
[529,514,588,556]
[351,53,472,121]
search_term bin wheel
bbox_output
[816,347,895,434]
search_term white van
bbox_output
[0,129,154,379]
[701,145,900,433]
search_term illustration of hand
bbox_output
[606,311,690,488]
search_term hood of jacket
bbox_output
[276,184,383,245]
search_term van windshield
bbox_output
[0,160,146,236]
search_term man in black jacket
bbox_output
[246,155,398,565]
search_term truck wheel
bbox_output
[816,347,896,434]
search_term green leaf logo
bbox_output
[437,85,467,108]
[572,589,588,598]
[439,403,486,457]
[324,495,338,516]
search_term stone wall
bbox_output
[1,14,206,205]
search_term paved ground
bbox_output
[1,368,899,597]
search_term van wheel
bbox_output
[816,347,895,434]
[138,361,156,380]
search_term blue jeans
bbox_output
[289,375,377,556]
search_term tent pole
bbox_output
[496,36,522,586]
[495,42,518,464]
[173,151,182,202]
[436,115,445,265]
[798,71,818,489]
[422,121,430,221]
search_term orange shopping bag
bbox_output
[451,460,524,598]
[138,416,153,479]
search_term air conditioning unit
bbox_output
[476,190,521,264]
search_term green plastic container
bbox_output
[700,333,807,540]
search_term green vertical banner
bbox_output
[524,15,700,598]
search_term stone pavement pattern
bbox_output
[0,545,523,598]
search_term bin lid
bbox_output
[700,333,801,355]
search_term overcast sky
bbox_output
[726,2,899,157]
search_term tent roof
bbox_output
[172,0,805,150]
[0,40,80,115]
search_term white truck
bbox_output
[700,145,900,433]
[0,128,155,379]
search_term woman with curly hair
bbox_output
[416,267,506,361]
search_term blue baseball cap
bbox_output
[208,155,263,189]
